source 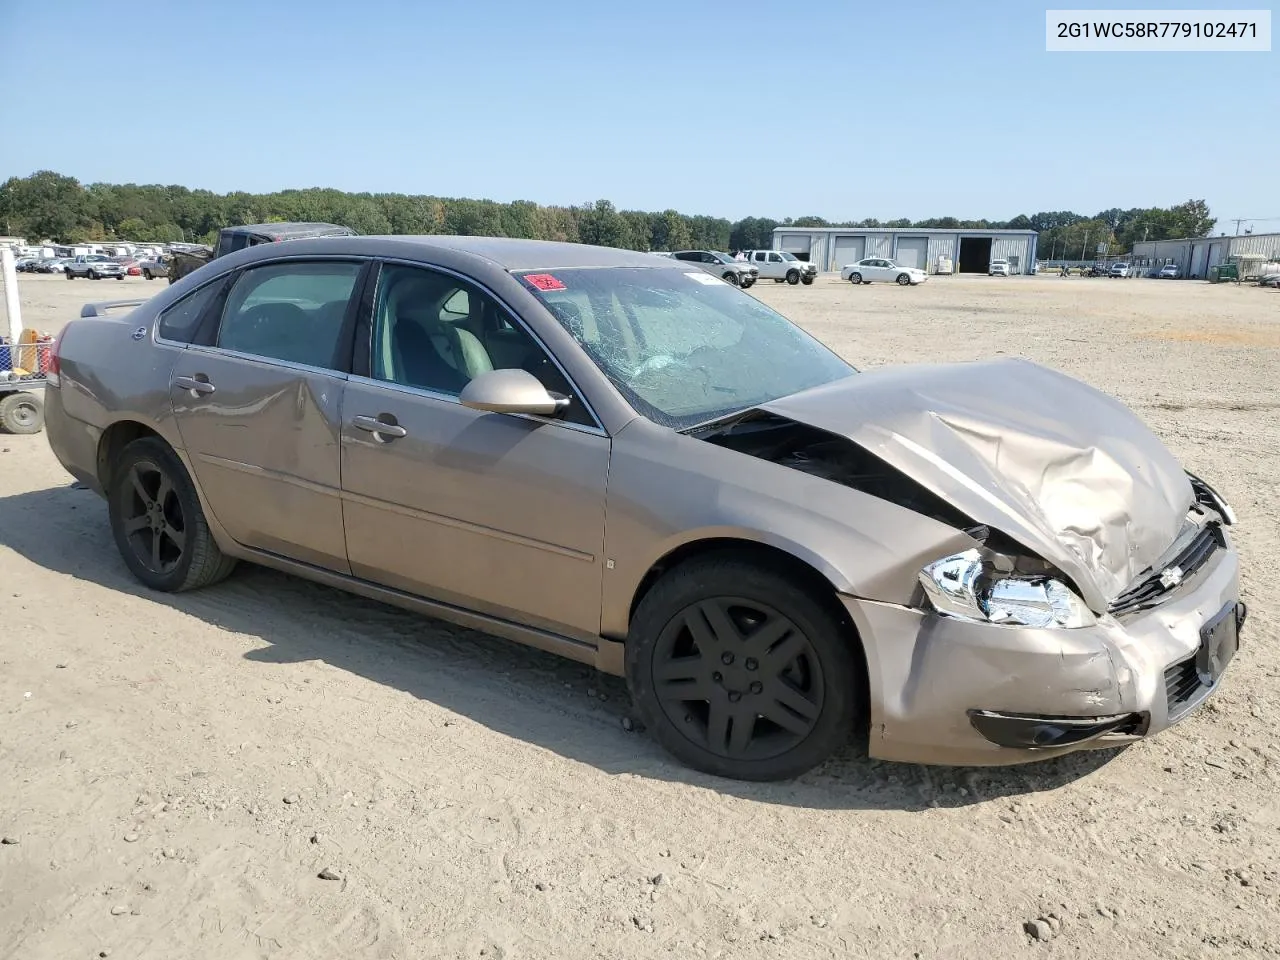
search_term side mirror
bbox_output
[459,368,570,418]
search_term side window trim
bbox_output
[154,273,236,346]
[355,257,606,434]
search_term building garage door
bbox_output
[893,236,929,270]
[1190,243,1208,278]
[832,236,865,270]
[779,234,812,261]
[1208,242,1227,269]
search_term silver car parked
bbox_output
[43,236,1244,781]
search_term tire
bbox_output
[115,275,123,281]
[896,273,911,285]
[785,269,800,285]
[0,392,44,435]
[143,269,152,280]
[849,272,862,284]
[801,276,814,285]
[625,555,864,781]
[724,272,740,286]
[88,270,99,280]
[107,437,238,592]
[65,270,74,280]
[741,278,755,289]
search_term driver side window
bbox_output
[370,264,594,426]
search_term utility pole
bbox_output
[1231,218,1246,235]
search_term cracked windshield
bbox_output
[518,267,855,428]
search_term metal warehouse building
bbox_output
[1132,231,1280,279]
[771,226,1039,275]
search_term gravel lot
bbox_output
[2,270,1277,959]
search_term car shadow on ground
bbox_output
[0,481,1122,812]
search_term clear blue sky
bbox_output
[1,0,1274,229]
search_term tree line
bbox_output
[0,171,1216,257]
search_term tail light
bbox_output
[46,327,66,386]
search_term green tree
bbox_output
[0,170,84,239]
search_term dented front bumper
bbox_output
[841,533,1242,766]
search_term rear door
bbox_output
[169,257,369,572]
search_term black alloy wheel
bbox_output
[108,437,237,592]
[118,458,187,577]
[626,556,863,780]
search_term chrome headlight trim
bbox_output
[919,549,1096,629]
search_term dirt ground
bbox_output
[2,270,1277,959]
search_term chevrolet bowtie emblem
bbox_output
[1159,565,1184,589]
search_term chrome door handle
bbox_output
[353,415,407,440]
[174,375,215,396]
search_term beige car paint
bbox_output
[42,236,1243,770]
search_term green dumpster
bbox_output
[1220,262,1239,281]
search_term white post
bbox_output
[1,247,22,352]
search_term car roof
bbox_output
[222,222,356,240]
[346,235,676,270]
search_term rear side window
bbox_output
[157,280,225,343]
[216,260,362,370]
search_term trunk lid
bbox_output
[760,357,1193,610]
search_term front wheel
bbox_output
[801,275,814,285]
[741,278,755,288]
[849,272,862,284]
[0,392,44,435]
[107,437,238,593]
[785,269,800,285]
[723,271,740,286]
[625,555,865,781]
[896,273,911,285]
[88,270,99,280]
[115,275,124,281]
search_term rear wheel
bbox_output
[0,392,44,435]
[65,270,74,280]
[626,556,864,781]
[107,437,237,592]
[785,269,800,285]
[143,269,153,280]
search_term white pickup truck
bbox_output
[741,250,817,285]
[64,254,125,280]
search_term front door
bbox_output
[169,257,366,572]
[340,262,610,640]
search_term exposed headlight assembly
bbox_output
[919,549,1095,629]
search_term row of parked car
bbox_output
[651,249,819,287]
[12,254,170,280]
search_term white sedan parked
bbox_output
[840,258,927,285]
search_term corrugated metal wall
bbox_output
[990,236,1032,268]
[927,235,957,272]
[775,230,1036,273]
[865,235,893,258]
[1228,233,1280,260]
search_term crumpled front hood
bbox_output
[761,357,1193,610]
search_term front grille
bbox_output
[1108,522,1223,617]
[1164,655,1203,715]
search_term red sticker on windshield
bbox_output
[523,273,566,291]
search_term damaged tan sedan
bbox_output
[43,237,1245,781]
